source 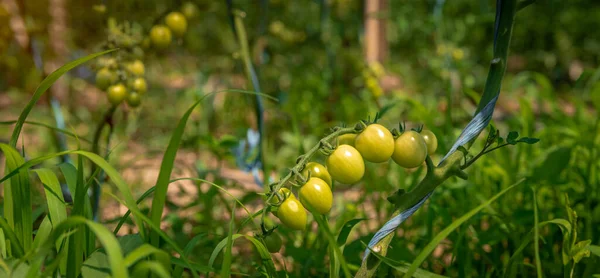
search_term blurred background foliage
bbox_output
[1,0,600,277]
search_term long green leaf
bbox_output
[313,214,352,278]
[124,244,170,269]
[0,217,24,258]
[208,234,276,276]
[332,218,365,278]
[132,261,171,278]
[0,120,92,143]
[221,203,236,278]
[404,179,524,278]
[51,217,127,278]
[0,144,32,254]
[9,49,115,147]
[365,245,448,278]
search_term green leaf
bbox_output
[333,218,365,278]
[9,49,115,147]
[50,217,127,278]
[405,179,524,278]
[337,218,365,247]
[365,245,448,277]
[81,250,110,278]
[312,214,352,278]
[131,261,171,278]
[0,143,32,254]
[531,147,572,182]
[517,137,540,144]
[221,203,236,278]
[587,245,600,257]
[572,240,591,263]
[0,217,24,258]
[208,234,276,276]
[506,131,519,144]
[124,244,170,270]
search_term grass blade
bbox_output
[208,234,277,276]
[221,203,236,278]
[9,49,115,147]
[312,214,352,277]
[0,144,32,254]
[404,179,524,278]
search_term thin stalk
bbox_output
[90,105,117,221]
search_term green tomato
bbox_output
[276,194,307,231]
[127,60,145,76]
[126,92,142,107]
[131,77,148,94]
[263,233,282,253]
[354,124,394,163]
[150,25,172,49]
[421,129,438,154]
[95,67,117,90]
[302,162,332,186]
[326,145,365,185]
[107,84,127,105]
[391,131,427,168]
[338,133,356,146]
[181,2,198,19]
[165,12,188,37]
[299,177,333,214]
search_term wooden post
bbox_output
[364,0,388,64]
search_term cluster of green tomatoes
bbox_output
[261,122,438,253]
[93,2,197,107]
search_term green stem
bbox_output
[90,105,117,220]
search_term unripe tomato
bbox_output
[326,145,365,184]
[95,67,117,90]
[354,124,394,163]
[391,131,427,168]
[181,2,198,19]
[338,133,356,146]
[302,162,332,186]
[165,12,187,37]
[263,233,282,253]
[150,25,172,49]
[127,60,145,76]
[276,194,307,231]
[299,177,333,214]
[126,92,142,107]
[421,130,438,154]
[107,84,127,105]
[131,77,148,94]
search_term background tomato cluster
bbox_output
[1,0,600,277]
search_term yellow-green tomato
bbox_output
[299,177,333,214]
[302,162,332,186]
[391,131,427,168]
[338,133,356,146]
[131,77,148,94]
[150,25,172,49]
[127,60,145,76]
[126,92,142,107]
[421,130,438,154]
[264,233,282,253]
[276,194,307,231]
[181,2,198,19]
[326,145,365,184]
[165,12,188,37]
[107,84,127,105]
[95,67,117,90]
[354,124,394,163]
